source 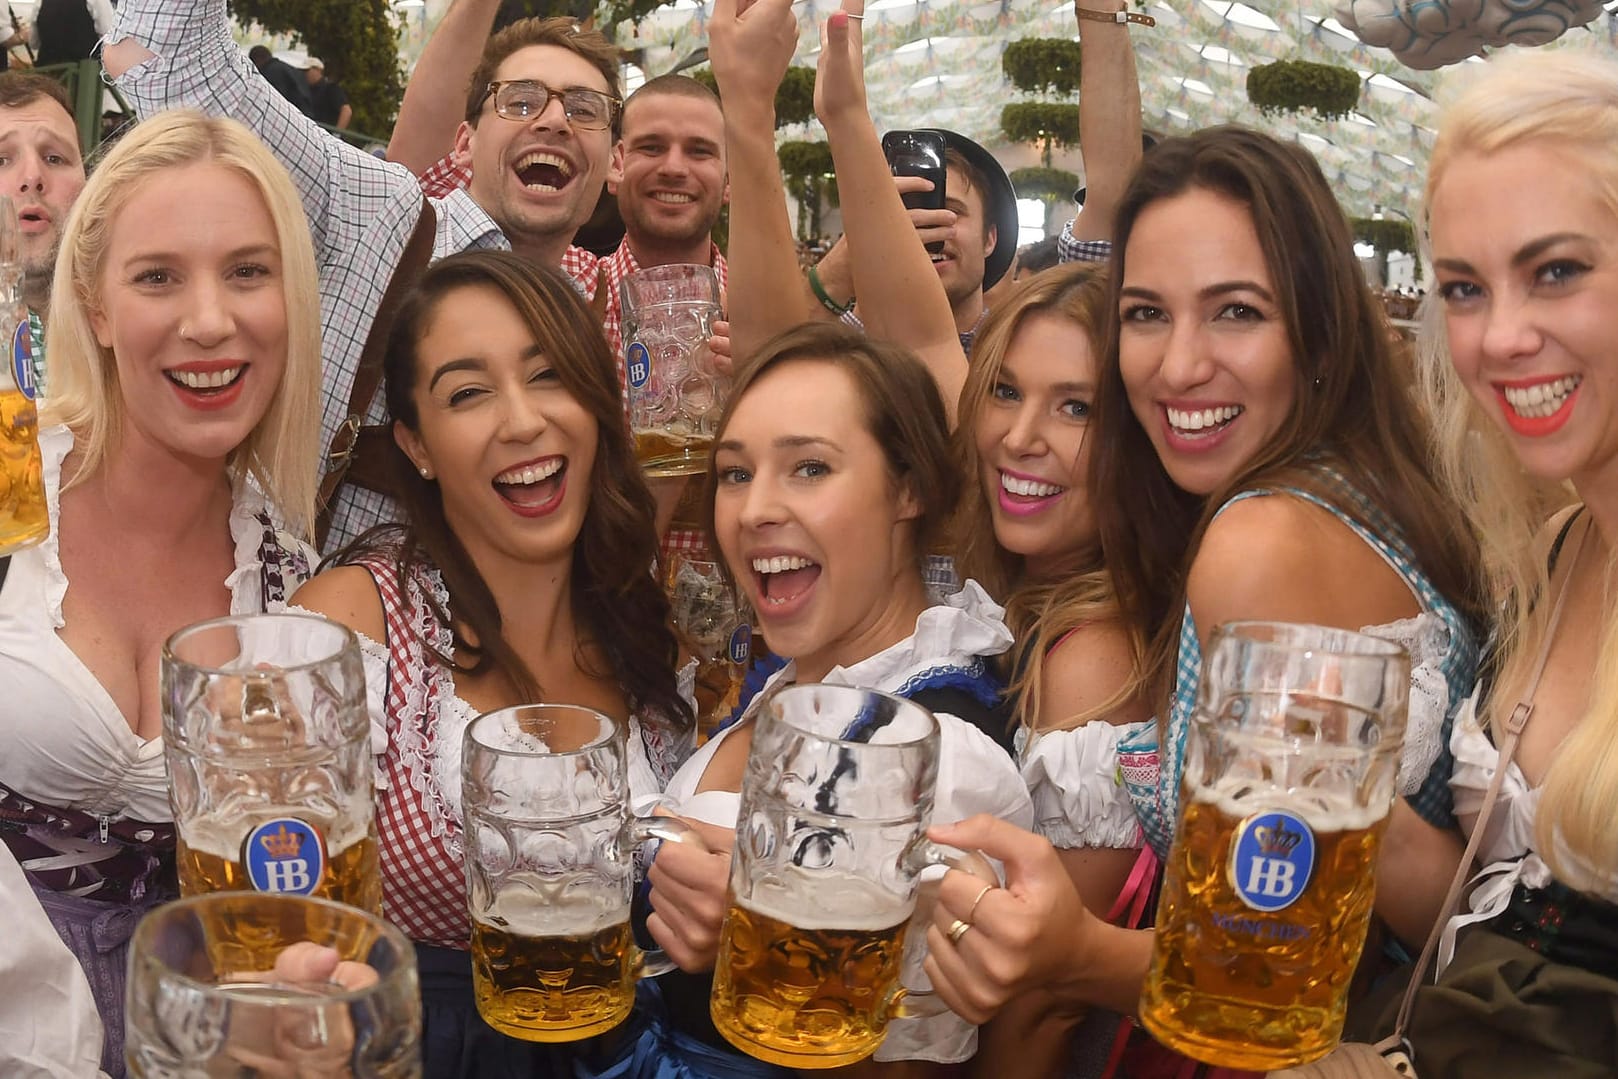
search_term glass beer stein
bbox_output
[0,194,45,557]
[621,263,724,478]
[163,613,381,912]
[711,684,994,1069]
[126,892,421,1077]
[461,704,695,1042]
[1140,621,1411,1070]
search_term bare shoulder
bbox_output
[1188,492,1417,634]
[290,565,387,643]
[1035,620,1151,733]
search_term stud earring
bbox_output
[420,467,432,479]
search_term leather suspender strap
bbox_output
[1378,516,1589,1054]
[315,199,439,549]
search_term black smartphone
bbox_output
[882,129,947,253]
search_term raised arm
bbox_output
[1071,0,1144,242]
[706,0,814,362]
[388,0,502,174]
[815,0,965,420]
[102,0,424,261]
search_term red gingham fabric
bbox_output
[416,154,599,295]
[355,554,472,949]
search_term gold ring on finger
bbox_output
[967,883,994,922]
[947,918,972,944]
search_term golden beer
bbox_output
[177,817,382,914]
[712,872,913,1069]
[0,387,46,555]
[634,428,711,478]
[1140,778,1388,1070]
[469,892,635,1042]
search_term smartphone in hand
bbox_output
[882,129,947,254]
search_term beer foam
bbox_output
[1192,775,1388,833]
[181,809,369,862]
[738,868,914,932]
[477,884,628,938]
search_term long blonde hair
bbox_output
[953,262,1141,732]
[1421,49,1618,884]
[41,110,324,539]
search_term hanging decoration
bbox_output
[1246,59,1361,120]
[1001,38,1084,95]
[1010,166,1081,204]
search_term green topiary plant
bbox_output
[1001,102,1080,167]
[690,65,815,129]
[1001,38,1083,96]
[1246,60,1361,121]
[1009,166,1079,204]
[228,0,403,137]
[1351,217,1416,254]
[778,140,838,241]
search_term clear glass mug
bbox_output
[621,263,724,478]
[710,684,995,1069]
[0,193,46,557]
[163,612,382,912]
[125,891,421,1077]
[1140,621,1412,1070]
[461,704,696,1042]
[667,557,751,741]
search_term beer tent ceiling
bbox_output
[620,0,1618,220]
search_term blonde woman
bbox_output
[952,262,1149,1076]
[0,110,322,1073]
[1407,48,1618,1073]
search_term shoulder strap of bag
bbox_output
[1379,514,1590,1053]
[315,198,438,549]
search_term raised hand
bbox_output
[814,0,868,126]
[709,0,800,111]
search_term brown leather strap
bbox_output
[1379,515,1590,1055]
[315,199,439,549]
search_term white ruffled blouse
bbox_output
[661,579,1035,1066]
[0,425,313,823]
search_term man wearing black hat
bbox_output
[808,127,1018,354]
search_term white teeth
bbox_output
[1000,473,1064,498]
[515,150,574,190]
[651,192,694,204]
[1502,376,1581,419]
[750,555,815,574]
[494,459,564,485]
[1166,405,1243,433]
[168,366,242,390]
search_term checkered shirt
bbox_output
[417,153,600,294]
[1056,219,1113,265]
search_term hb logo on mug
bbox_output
[242,817,328,896]
[1229,811,1316,913]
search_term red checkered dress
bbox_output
[354,552,474,948]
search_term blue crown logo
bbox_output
[1251,818,1303,858]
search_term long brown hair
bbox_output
[702,323,959,575]
[1091,126,1485,707]
[953,263,1141,730]
[336,251,691,733]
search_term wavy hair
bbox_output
[1421,49,1618,884]
[41,110,323,538]
[336,251,691,735]
[1091,125,1486,708]
[953,262,1140,731]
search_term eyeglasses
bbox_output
[481,80,619,130]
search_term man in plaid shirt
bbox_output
[103,0,622,550]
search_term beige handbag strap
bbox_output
[1379,515,1589,1052]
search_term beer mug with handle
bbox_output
[1140,621,1411,1071]
[621,263,724,478]
[163,612,381,912]
[712,683,997,1070]
[125,891,421,1077]
[462,704,696,1042]
[0,193,46,557]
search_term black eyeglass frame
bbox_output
[479,80,621,130]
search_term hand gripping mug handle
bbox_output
[627,815,707,978]
[887,841,1002,1021]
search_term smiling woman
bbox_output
[289,249,695,1076]
[0,109,323,1075]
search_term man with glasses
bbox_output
[101,3,621,550]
